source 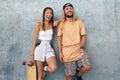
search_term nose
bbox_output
[47,13,51,17]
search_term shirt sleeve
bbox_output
[57,23,63,36]
[80,20,86,35]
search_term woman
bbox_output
[29,7,59,80]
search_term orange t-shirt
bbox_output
[57,19,86,62]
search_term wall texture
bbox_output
[0,0,120,80]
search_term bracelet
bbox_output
[81,46,84,49]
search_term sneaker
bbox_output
[76,76,83,80]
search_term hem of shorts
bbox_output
[46,55,55,60]
[34,59,44,62]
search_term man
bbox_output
[57,3,91,80]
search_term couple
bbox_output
[29,3,91,80]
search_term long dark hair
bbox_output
[42,7,54,31]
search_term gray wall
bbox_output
[0,0,120,80]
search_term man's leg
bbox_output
[66,76,73,80]
[76,70,83,80]
[76,56,91,77]
[76,76,83,80]
[64,61,76,80]
[77,66,91,76]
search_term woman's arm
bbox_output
[29,22,41,63]
[30,22,41,57]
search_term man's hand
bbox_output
[59,53,64,63]
[80,48,84,53]
[83,49,88,57]
[80,48,88,57]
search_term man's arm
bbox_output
[80,35,88,57]
[80,35,86,49]
[53,20,61,27]
[58,36,64,63]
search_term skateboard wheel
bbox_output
[27,62,33,66]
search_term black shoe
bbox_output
[76,76,83,80]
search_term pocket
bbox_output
[36,39,41,47]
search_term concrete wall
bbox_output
[0,0,120,80]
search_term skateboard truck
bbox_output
[22,61,33,66]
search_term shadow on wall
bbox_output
[7,42,24,80]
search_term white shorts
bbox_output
[34,41,55,62]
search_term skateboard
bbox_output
[22,61,37,80]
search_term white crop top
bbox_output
[38,29,53,40]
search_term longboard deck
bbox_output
[27,65,37,80]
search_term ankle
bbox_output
[76,71,81,77]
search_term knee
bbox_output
[50,66,57,73]
[83,65,91,71]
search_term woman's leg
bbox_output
[46,56,57,73]
[36,61,44,80]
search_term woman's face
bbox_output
[44,9,53,21]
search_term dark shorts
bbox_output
[64,56,91,76]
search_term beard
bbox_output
[65,14,73,18]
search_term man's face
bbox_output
[64,6,74,18]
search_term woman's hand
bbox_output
[29,55,35,65]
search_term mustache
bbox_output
[65,14,73,18]
[67,11,73,13]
